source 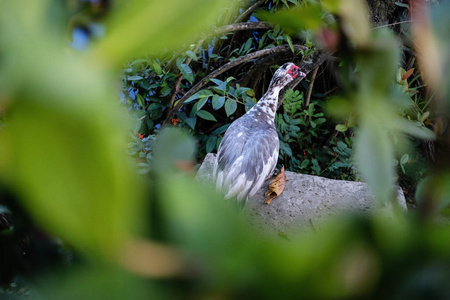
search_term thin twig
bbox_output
[169,75,184,110]
[304,67,319,118]
[234,0,266,23]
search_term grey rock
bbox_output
[197,153,407,239]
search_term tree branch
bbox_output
[163,44,307,126]
[211,22,273,37]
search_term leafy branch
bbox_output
[163,44,308,125]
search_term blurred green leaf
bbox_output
[127,75,144,81]
[41,267,159,300]
[93,0,232,67]
[152,128,196,175]
[355,30,400,95]
[393,118,435,140]
[137,94,146,107]
[338,0,371,46]
[259,3,323,33]
[400,154,409,165]
[185,50,198,61]
[152,60,163,75]
[0,1,144,258]
[336,124,348,132]
[355,119,395,203]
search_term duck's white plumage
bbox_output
[213,63,306,207]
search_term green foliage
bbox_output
[120,0,312,162]
[0,0,145,258]
[276,89,356,179]
[0,0,449,299]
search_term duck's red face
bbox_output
[287,64,306,79]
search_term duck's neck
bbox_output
[252,85,282,119]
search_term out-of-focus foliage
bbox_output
[0,0,449,299]
[0,0,231,282]
[263,0,436,204]
[0,0,144,259]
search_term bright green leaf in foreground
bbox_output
[259,2,324,33]
[0,0,237,259]
[93,0,232,68]
[354,119,395,203]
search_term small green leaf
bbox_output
[206,136,218,153]
[185,50,198,61]
[335,124,348,132]
[224,98,237,117]
[196,97,209,111]
[337,141,348,151]
[196,110,217,121]
[300,159,309,169]
[243,38,253,52]
[212,95,225,110]
[184,90,213,104]
[147,103,160,111]
[185,117,196,129]
[146,118,154,130]
[127,75,143,81]
[136,94,145,107]
[178,63,195,83]
[419,111,430,123]
[210,78,227,93]
[400,153,409,165]
[152,61,162,75]
[284,35,295,53]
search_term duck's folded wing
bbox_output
[213,127,279,201]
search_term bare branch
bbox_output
[211,22,273,37]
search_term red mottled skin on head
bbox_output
[287,64,306,79]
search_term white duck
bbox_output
[213,62,306,207]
